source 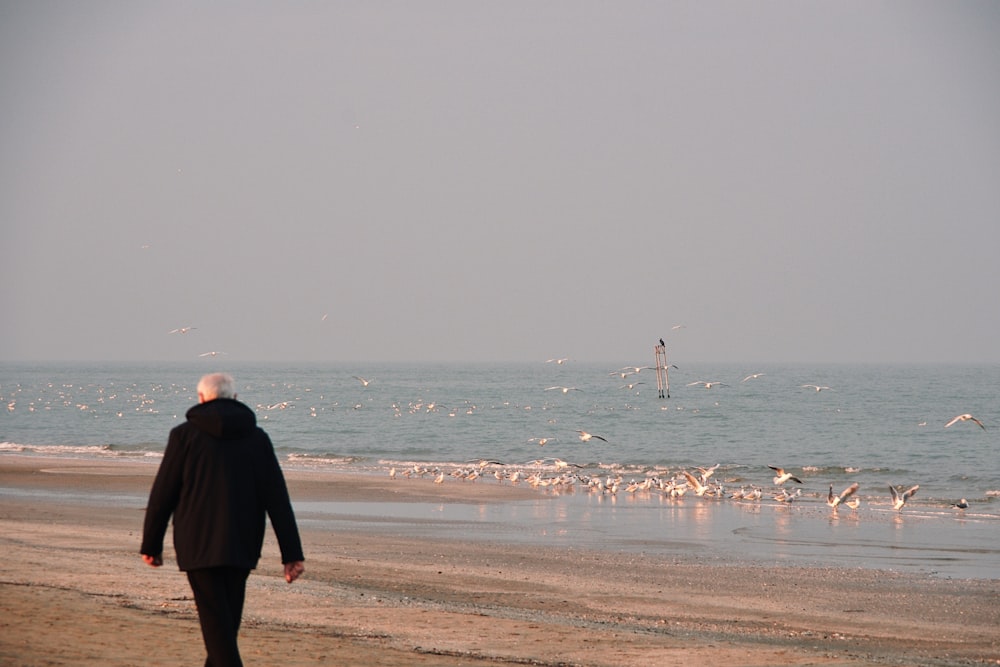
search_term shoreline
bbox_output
[4,453,998,580]
[1,455,999,666]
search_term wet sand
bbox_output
[1,456,998,666]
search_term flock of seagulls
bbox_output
[386,459,941,513]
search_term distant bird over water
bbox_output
[353,376,373,387]
[576,430,608,443]
[801,384,832,392]
[169,327,196,334]
[944,413,986,430]
[546,386,581,394]
[687,380,727,389]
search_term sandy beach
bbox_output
[1,456,998,666]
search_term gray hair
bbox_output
[197,372,236,400]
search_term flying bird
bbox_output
[944,413,986,430]
[545,386,581,394]
[801,384,832,392]
[682,471,711,497]
[889,484,919,511]
[546,358,570,365]
[687,380,728,389]
[199,351,225,357]
[769,465,803,485]
[353,376,373,387]
[827,482,860,509]
[619,382,645,390]
[576,430,608,443]
[169,327,196,334]
[742,373,765,383]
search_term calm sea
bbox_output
[2,360,997,511]
[4,361,999,578]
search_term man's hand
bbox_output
[284,560,304,583]
[142,554,163,567]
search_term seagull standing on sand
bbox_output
[889,484,919,511]
[576,430,608,443]
[944,413,986,430]
[827,482,860,509]
[769,465,803,485]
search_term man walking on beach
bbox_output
[141,372,305,667]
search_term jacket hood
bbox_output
[185,398,257,439]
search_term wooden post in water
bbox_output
[654,342,670,399]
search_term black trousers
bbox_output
[186,567,251,667]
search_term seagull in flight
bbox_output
[741,373,765,383]
[619,382,645,390]
[353,376,373,387]
[169,327,196,334]
[944,413,986,430]
[199,351,226,357]
[769,465,803,485]
[528,437,556,447]
[889,484,919,511]
[545,357,571,365]
[546,386,581,394]
[576,430,608,443]
[682,470,711,497]
[801,384,832,392]
[827,482,860,509]
[687,380,728,389]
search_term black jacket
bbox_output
[141,398,304,571]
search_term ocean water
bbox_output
[3,361,999,578]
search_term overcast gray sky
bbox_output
[2,1,998,364]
